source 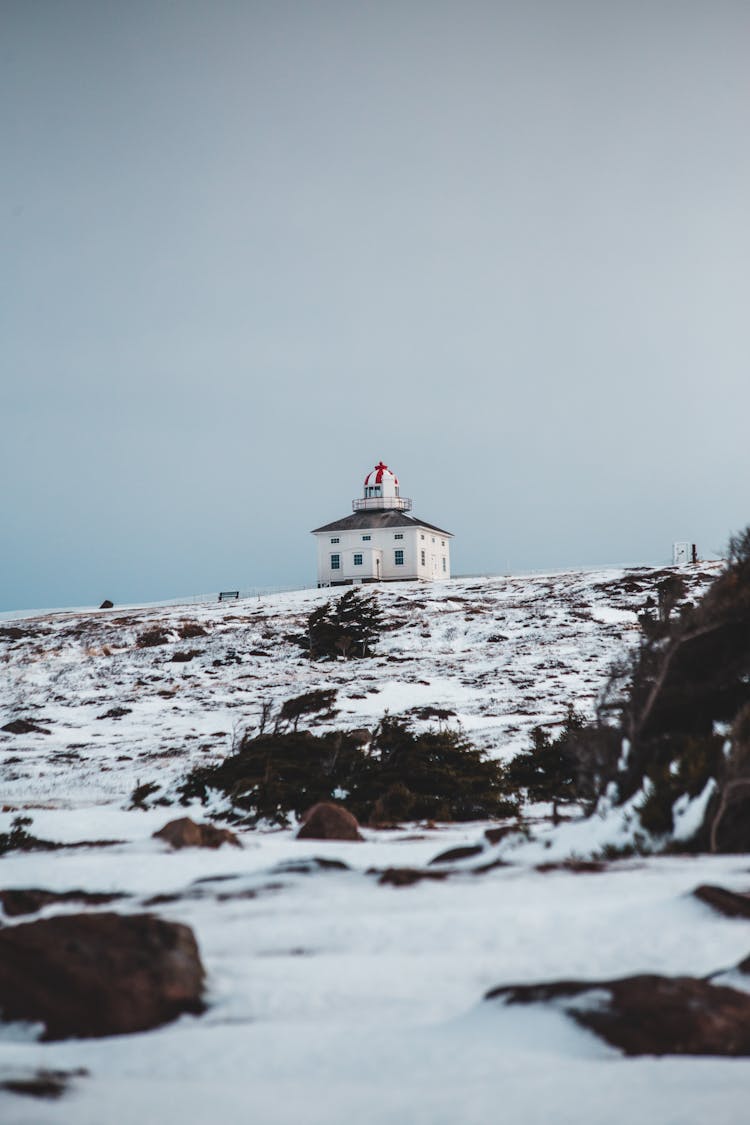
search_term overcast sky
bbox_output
[2,1,749,611]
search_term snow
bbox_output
[2,563,748,1124]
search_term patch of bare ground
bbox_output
[0,888,126,917]
[0,1068,88,1100]
[487,963,750,1056]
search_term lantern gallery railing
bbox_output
[352,497,412,512]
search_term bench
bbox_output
[218,590,240,602]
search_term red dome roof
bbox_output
[364,461,399,487]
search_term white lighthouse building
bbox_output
[311,461,453,587]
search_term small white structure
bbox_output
[673,541,697,565]
[312,461,453,587]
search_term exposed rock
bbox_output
[375,867,450,887]
[487,972,750,1056]
[429,844,484,865]
[97,706,132,720]
[273,857,350,874]
[0,888,124,918]
[153,817,241,849]
[693,883,750,919]
[296,802,363,841]
[535,859,609,874]
[99,600,114,609]
[0,626,28,643]
[1,718,51,735]
[484,825,518,845]
[0,1068,88,1100]
[0,912,205,1040]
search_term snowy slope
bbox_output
[0,564,721,806]
[3,563,750,1125]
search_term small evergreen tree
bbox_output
[507,707,582,822]
[276,689,338,732]
[347,715,517,823]
[179,705,518,825]
[304,589,382,660]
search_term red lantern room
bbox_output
[353,461,412,512]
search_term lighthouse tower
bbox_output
[311,461,453,587]
[355,462,411,512]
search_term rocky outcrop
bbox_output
[693,883,750,919]
[376,867,449,887]
[0,912,205,1040]
[1,718,50,735]
[487,969,750,1056]
[0,888,124,917]
[152,817,241,849]
[296,802,363,841]
[429,844,484,865]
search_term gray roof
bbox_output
[311,511,453,536]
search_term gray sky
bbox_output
[2,1,749,611]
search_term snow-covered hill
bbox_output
[0,564,720,806]
[3,564,750,1125]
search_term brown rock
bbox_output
[297,802,363,841]
[152,817,241,849]
[535,859,609,874]
[484,825,517,845]
[0,1067,88,1100]
[693,884,750,919]
[1,718,50,735]
[487,972,750,1056]
[429,844,484,865]
[0,912,205,1040]
[99,600,114,609]
[376,866,449,887]
[0,888,124,918]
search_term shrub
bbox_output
[136,627,170,648]
[348,716,517,824]
[507,707,583,821]
[179,622,208,640]
[276,689,338,732]
[300,590,382,660]
[179,706,517,826]
[576,527,750,849]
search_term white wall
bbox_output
[314,524,451,585]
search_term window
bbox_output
[442,557,447,572]
[330,537,340,544]
[395,549,404,566]
[353,553,363,566]
[330,554,340,570]
[441,540,445,547]
[394,533,403,540]
[362,534,371,541]
[420,550,426,566]
[420,533,425,541]
[432,537,435,543]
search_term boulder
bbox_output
[152,817,241,850]
[693,884,750,919]
[296,802,363,841]
[0,912,205,1040]
[99,600,114,609]
[487,972,750,1056]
